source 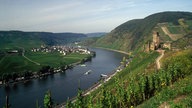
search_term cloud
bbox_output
[1,0,192,32]
[39,1,82,13]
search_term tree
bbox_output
[60,62,67,72]
[121,56,127,67]
[75,88,84,108]
[66,98,73,108]
[86,95,93,108]
[44,90,53,108]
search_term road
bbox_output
[156,50,165,69]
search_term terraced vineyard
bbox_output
[157,20,192,41]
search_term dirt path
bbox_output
[161,26,183,41]
[23,55,40,65]
[0,56,6,64]
[156,50,165,69]
[18,47,41,66]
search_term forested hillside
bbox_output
[94,12,192,52]
[0,31,87,49]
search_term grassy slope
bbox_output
[137,74,192,108]
[73,49,191,108]
[79,51,159,107]
[0,52,90,76]
[26,52,90,66]
[0,54,40,75]
[64,12,192,107]
[138,49,192,108]
[0,31,89,77]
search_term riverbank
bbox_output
[0,47,128,108]
[0,52,95,87]
[55,49,131,108]
[94,47,131,55]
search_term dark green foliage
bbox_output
[66,98,73,108]
[80,37,101,46]
[74,88,84,108]
[0,31,87,49]
[44,90,53,108]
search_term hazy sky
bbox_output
[0,0,192,33]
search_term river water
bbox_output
[0,48,127,108]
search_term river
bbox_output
[0,48,127,108]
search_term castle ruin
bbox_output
[145,31,160,52]
[144,31,171,52]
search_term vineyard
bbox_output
[63,49,192,108]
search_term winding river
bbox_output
[0,48,127,108]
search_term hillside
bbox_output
[61,12,192,107]
[0,31,87,49]
[0,31,89,84]
[93,11,192,52]
[63,49,192,108]
[86,32,106,37]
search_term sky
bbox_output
[0,0,192,33]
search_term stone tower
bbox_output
[152,31,160,50]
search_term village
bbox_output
[31,45,92,55]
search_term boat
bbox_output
[80,64,86,67]
[100,74,108,77]
[84,70,92,75]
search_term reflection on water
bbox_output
[23,80,33,87]
[0,48,127,108]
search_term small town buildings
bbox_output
[31,45,92,55]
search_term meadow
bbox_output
[0,50,91,79]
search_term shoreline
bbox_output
[94,47,131,55]
[56,47,131,108]
[0,53,94,87]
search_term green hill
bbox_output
[0,31,87,49]
[62,12,192,108]
[94,11,192,52]
[64,49,192,108]
[0,31,88,82]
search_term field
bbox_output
[0,54,40,75]
[26,51,90,66]
[167,26,185,34]
[185,20,192,30]
[0,51,91,77]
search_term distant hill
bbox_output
[0,31,87,49]
[93,11,192,52]
[86,32,107,37]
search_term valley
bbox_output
[1,11,192,108]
